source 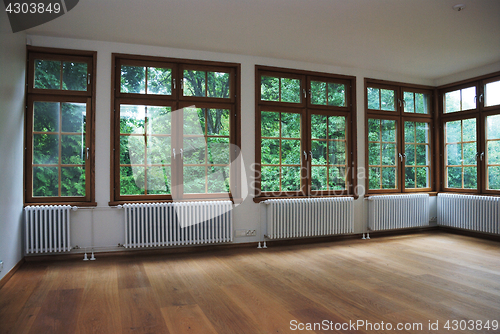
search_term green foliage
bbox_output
[121,66,145,93]
[260,75,300,103]
[34,59,87,91]
[147,67,171,95]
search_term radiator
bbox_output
[368,194,429,231]
[123,201,233,248]
[437,193,499,234]
[264,197,354,239]
[24,205,72,254]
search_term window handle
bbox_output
[180,148,183,159]
[303,151,307,160]
[398,99,402,107]
[479,93,484,103]
[87,74,91,85]
[173,148,176,159]
[309,89,312,99]
[173,78,176,90]
[86,147,89,160]
[309,151,313,160]
[399,153,404,162]
[480,152,485,161]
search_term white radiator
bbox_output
[123,201,233,248]
[368,194,429,231]
[264,197,354,239]
[438,193,499,234]
[24,205,72,254]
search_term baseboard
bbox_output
[438,226,500,242]
[0,258,25,290]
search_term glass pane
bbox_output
[462,86,476,110]
[447,167,462,188]
[380,89,395,111]
[311,114,327,139]
[382,143,396,166]
[281,113,301,138]
[416,167,429,188]
[183,70,206,97]
[147,106,171,135]
[311,140,327,165]
[261,139,280,164]
[34,59,60,89]
[485,80,500,107]
[120,166,144,195]
[147,166,171,195]
[403,92,414,113]
[447,144,461,166]
[147,136,171,165]
[381,119,396,142]
[367,87,380,110]
[368,143,380,166]
[61,166,85,196]
[33,166,59,197]
[281,140,301,164]
[62,62,87,91]
[446,120,461,143]
[61,135,84,164]
[368,118,380,141]
[381,167,396,189]
[34,101,60,132]
[261,111,279,137]
[404,122,415,143]
[261,166,279,192]
[415,93,429,114]
[369,167,380,189]
[281,78,301,103]
[33,134,59,164]
[488,141,500,164]
[207,72,230,98]
[445,90,461,113]
[207,137,229,165]
[463,118,476,142]
[463,167,477,189]
[261,76,279,101]
[311,81,326,105]
[329,116,346,139]
[207,166,230,193]
[329,141,346,165]
[183,108,205,135]
[311,166,327,190]
[416,123,429,143]
[328,83,345,107]
[183,166,206,193]
[120,105,145,134]
[405,167,415,188]
[405,144,415,166]
[123,136,145,165]
[329,167,346,190]
[415,145,428,166]
[207,109,230,136]
[487,115,500,140]
[61,102,86,133]
[121,65,145,94]
[281,166,301,191]
[463,142,477,165]
[147,67,172,95]
[488,166,500,190]
[183,137,206,165]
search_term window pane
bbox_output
[445,120,461,143]
[447,167,462,188]
[381,119,396,142]
[261,166,280,192]
[368,118,397,190]
[487,141,500,164]
[462,87,476,110]
[329,116,346,139]
[147,166,171,195]
[415,122,428,143]
[404,121,415,143]
[281,113,301,138]
[405,167,415,188]
[403,92,414,113]
[183,70,206,97]
[328,83,345,107]
[183,137,206,165]
[207,72,230,98]
[207,109,230,136]
[487,114,500,140]
[34,59,60,89]
[147,106,171,135]
[445,119,477,189]
[369,167,380,189]
[447,144,461,165]
[281,166,301,191]
[416,167,429,188]
[261,139,280,164]
[120,166,144,195]
[281,78,301,103]
[329,167,346,190]
[34,101,60,132]
[120,105,146,134]
[487,115,500,190]
[381,167,396,189]
[368,118,380,141]
[121,66,145,94]
[61,135,85,164]
[183,166,206,193]
[33,166,59,197]
[463,118,476,142]
[311,81,326,105]
[485,80,500,107]
[415,145,428,165]
[261,112,279,137]
[405,144,415,165]
[61,102,86,133]
[311,114,327,139]
[488,166,500,190]
[183,107,205,135]
[415,93,429,114]
[124,136,146,165]
[380,89,395,111]
[147,67,172,95]
[208,137,229,165]
[62,62,87,91]
[311,166,327,190]
[368,143,381,165]
[463,167,477,189]
[445,87,476,113]
[462,143,477,165]
[367,87,380,110]
[311,140,327,165]
[281,140,301,164]
[207,166,230,193]
[33,134,59,164]
[147,136,171,165]
[382,143,396,165]
[445,89,461,113]
[261,76,279,101]
[61,167,85,196]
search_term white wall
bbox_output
[26,35,438,251]
[0,12,26,280]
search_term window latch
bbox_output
[86,147,89,160]
[173,78,176,90]
[303,151,307,160]
[180,148,183,159]
[173,148,176,159]
[303,89,306,99]
[479,94,484,104]
[480,152,485,161]
[309,151,313,160]
[87,74,91,85]
[398,153,404,162]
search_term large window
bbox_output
[111,55,240,203]
[366,80,433,193]
[255,66,356,199]
[439,74,500,193]
[25,47,96,205]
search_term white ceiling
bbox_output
[25,0,500,80]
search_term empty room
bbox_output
[1,0,500,333]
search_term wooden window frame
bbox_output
[110,54,241,205]
[254,66,357,202]
[365,79,435,195]
[25,46,96,206]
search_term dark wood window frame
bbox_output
[254,65,357,202]
[438,71,500,195]
[365,78,435,195]
[25,46,97,206]
[110,54,241,205]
